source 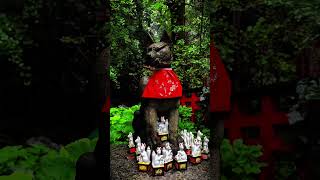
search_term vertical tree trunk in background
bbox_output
[208,112,225,180]
[166,0,185,45]
[209,8,232,179]
[93,0,110,177]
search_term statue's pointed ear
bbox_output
[160,30,172,44]
[145,32,154,47]
[135,30,154,47]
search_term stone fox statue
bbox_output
[132,38,182,150]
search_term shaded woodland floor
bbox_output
[111,144,211,180]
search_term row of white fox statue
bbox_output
[127,130,209,165]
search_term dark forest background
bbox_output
[0,0,107,145]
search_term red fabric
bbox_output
[102,96,110,113]
[210,34,232,112]
[142,68,182,99]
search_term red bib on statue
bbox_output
[142,68,182,99]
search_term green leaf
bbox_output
[64,138,94,162]
[0,171,33,180]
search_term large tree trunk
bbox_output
[94,0,111,176]
[208,112,226,180]
[75,0,110,179]
[209,6,232,179]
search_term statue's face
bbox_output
[146,42,172,68]
[156,147,161,154]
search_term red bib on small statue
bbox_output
[142,68,182,99]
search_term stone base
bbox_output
[138,162,151,172]
[152,165,164,176]
[158,133,169,142]
[164,161,173,171]
[189,155,202,165]
[201,153,209,160]
[174,160,187,170]
[129,147,136,154]
[185,149,191,156]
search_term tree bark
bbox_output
[93,0,110,178]
[209,5,230,180]
[208,112,226,180]
[166,0,185,45]
[75,0,110,177]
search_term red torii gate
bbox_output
[224,96,293,180]
[209,33,232,112]
[209,33,294,179]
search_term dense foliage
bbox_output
[221,139,266,180]
[0,138,97,180]
[110,0,210,92]
[110,105,141,144]
[209,0,320,89]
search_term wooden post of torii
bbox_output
[208,32,232,180]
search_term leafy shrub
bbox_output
[178,105,211,137]
[0,145,51,176]
[178,105,193,122]
[110,105,140,144]
[0,138,98,180]
[177,105,195,133]
[221,139,267,180]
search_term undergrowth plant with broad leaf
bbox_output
[0,144,51,176]
[221,139,267,180]
[110,105,140,144]
[0,138,98,180]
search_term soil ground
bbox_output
[111,144,211,180]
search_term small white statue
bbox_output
[128,132,135,148]
[196,130,203,142]
[146,146,151,160]
[157,116,169,134]
[137,143,150,163]
[180,129,187,140]
[191,138,202,157]
[162,147,167,162]
[175,142,187,162]
[135,136,141,154]
[163,142,173,163]
[180,130,190,149]
[152,147,165,167]
[202,136,209,154]
[188,132,194,148]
